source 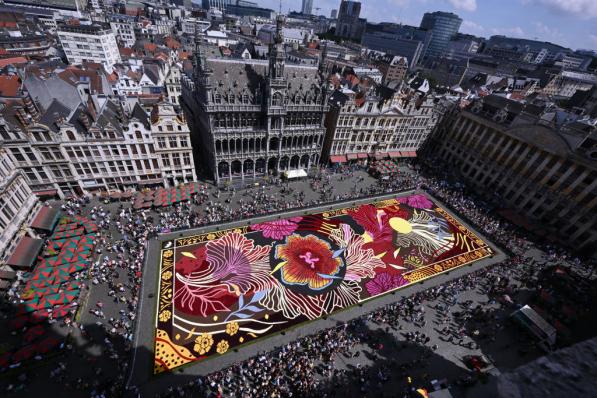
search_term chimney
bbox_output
[14,106,29,126]
[22,91,39,120]
[79,112,90,130]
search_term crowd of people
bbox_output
[3,161,592,397]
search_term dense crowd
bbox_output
[3,162,592,397]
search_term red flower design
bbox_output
[276,235,343,291]
[348,204,408,271]
[177,246,207,276]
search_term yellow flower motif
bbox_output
[225,321,239,336]
[158,310,171,322]
[164,288,172,299]
[194,333,213,355]
[162,270,173,281]
[207,233,216,240]
[216,339,229,354]
[163,249,174,258]
[233,229,242,234]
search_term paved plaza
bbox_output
[0,167,593,397]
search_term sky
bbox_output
[256,0,597,51]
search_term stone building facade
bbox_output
[182,15,329,183]
[0,101,196,198]
[422,94,597,255]
[323,79,449,163]
[0,148,38,259]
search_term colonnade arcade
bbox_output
[217,153,318,181]
[214,134,322,155]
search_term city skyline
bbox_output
[262,0,597,51]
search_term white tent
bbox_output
[283,169,308,179]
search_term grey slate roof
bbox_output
[37,99,72,132]
[207,58,323,101]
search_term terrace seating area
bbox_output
[0,215,98,370]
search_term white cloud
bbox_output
[461,20,485,34]
[490,26,525,37]
[447,0,477,12]
[533,21,563,38]
[531,0,597,18]
[590,34,597,46]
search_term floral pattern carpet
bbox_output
[153,194,493,373]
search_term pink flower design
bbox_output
[251,217,302,240]
[365,272,408,296]
[175,232,277,317]
[397,194,434,210]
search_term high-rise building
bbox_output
[301,0,313,15]
[361,25,432,68]
[4,0,86,17]
[331,9,337,19]
[58,22,121,69]
[181,16,329,183]
[419,11,462,59]
[202,0,257,12]
[336,0,366,41]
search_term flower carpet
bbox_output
[153,193,493,373]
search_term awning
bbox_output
[138,178,164,186]
[346,153,358,160]
[510,305,557,346]
[357,153,368,159]
[33,189,58,197]
[404,151,417,157]
[388,151,402,158]
[30,206,60,232]
[283,169,308,179]
[6,236,44,270]
[0,270,16,280]
[373,153,388,160]
[329,155,347,163]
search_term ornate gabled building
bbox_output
[181,15,329,183]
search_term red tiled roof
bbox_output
[144,43,157,53]
[120,47,134,57]
[0,56,28,68]
[0,75,20,96]
[165,37,181,49]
